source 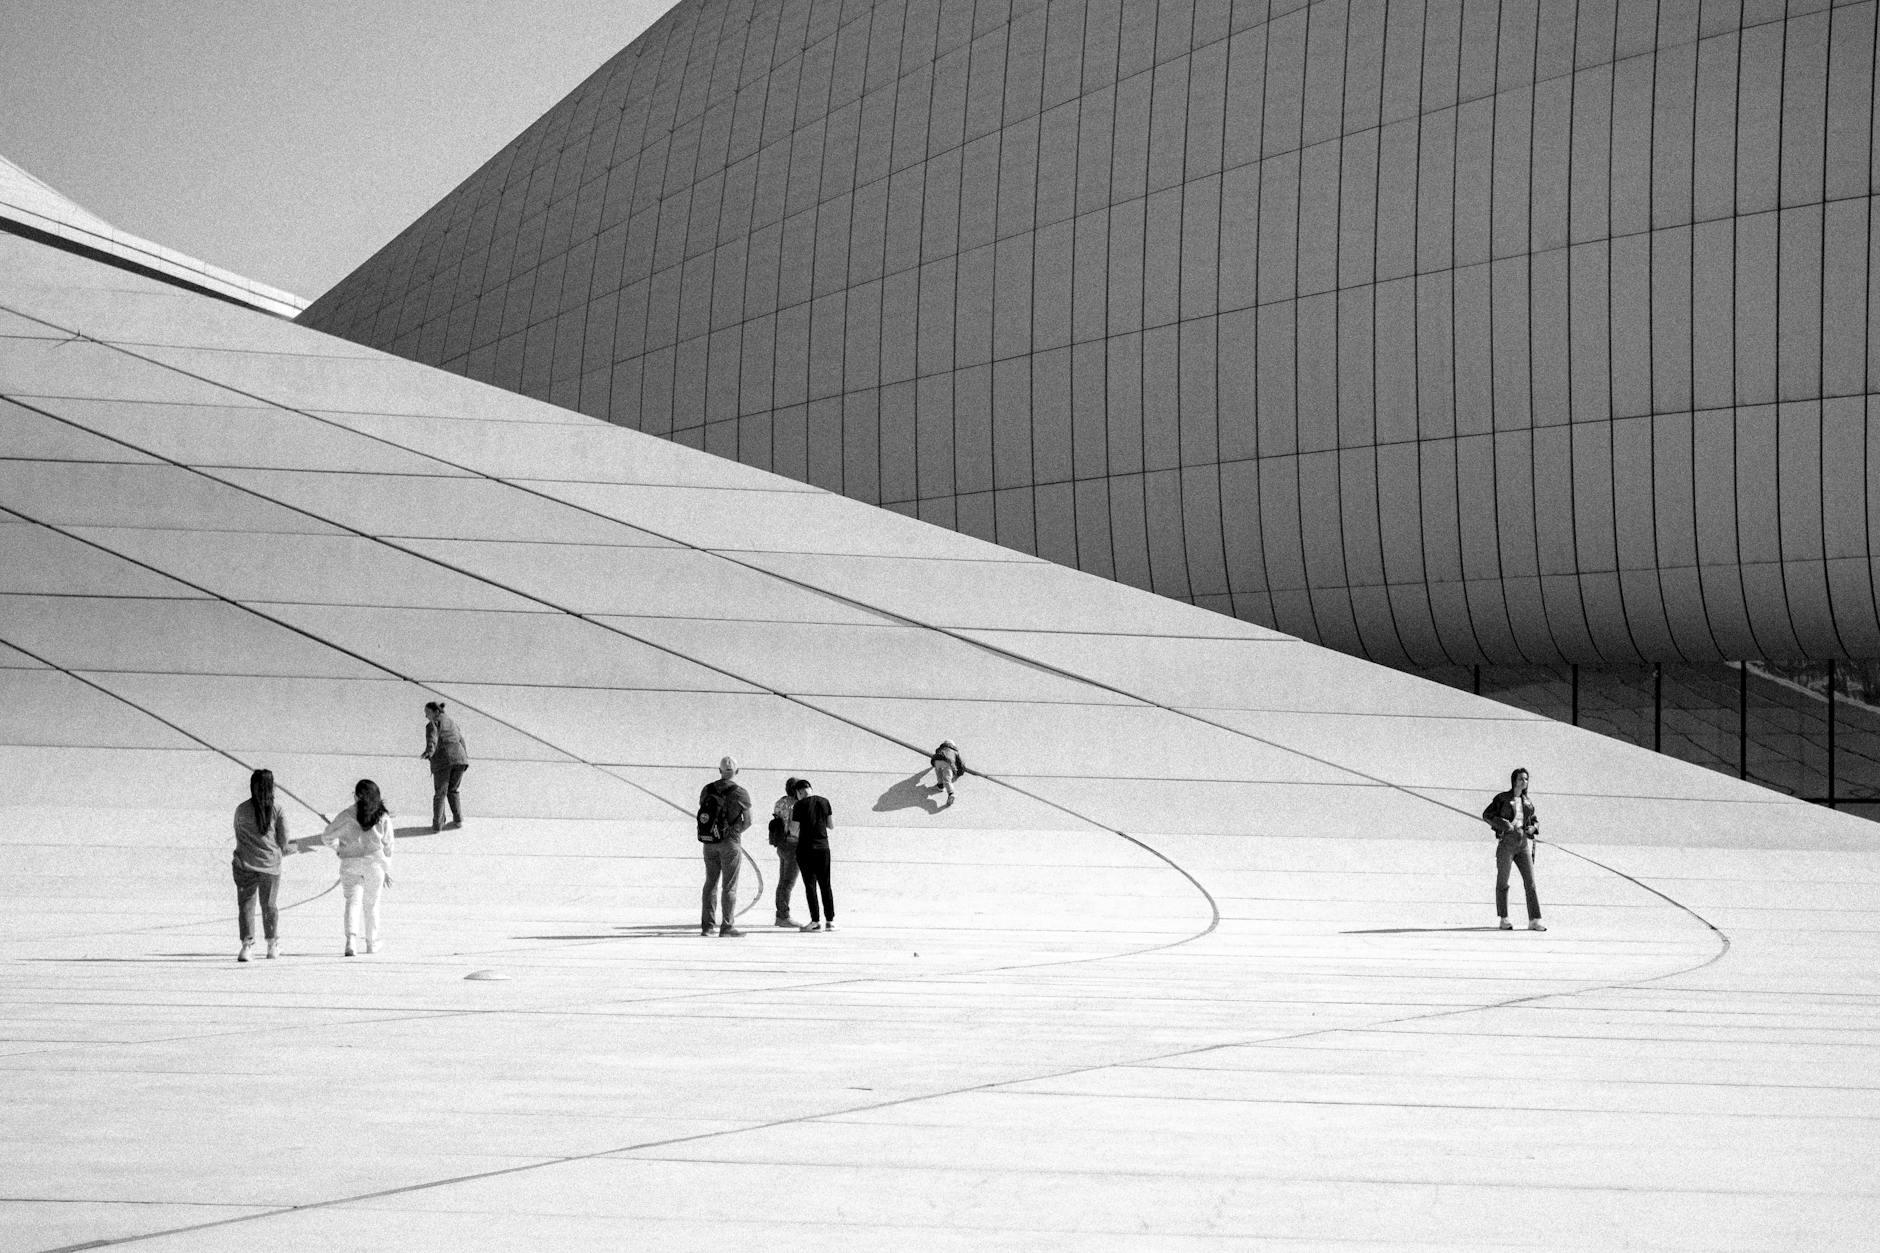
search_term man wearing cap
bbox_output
[698,756,752,937]
[769,777,803,928]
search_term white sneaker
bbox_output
[1497,919,1512,931]
[237,943,252,963]
[365,940,378,954]
[1528,920,1547,932]
[799,921,822,931]
[822,920,836,931]
[266,940,279,959]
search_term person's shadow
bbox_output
[875,770,945,814]
[1346,918,1504,925]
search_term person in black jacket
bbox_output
[1481,767,1546,931]
[790,779,836,931]
[698,756,752,937]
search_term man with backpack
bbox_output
[697,756,752,937]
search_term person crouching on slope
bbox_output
[930,740,966,805]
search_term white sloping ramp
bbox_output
[1,231,1875,1251]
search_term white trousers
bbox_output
[338,861,385,942]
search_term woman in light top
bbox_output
[320,779,394,956]
[232,768,294,962]
[769,777,802,929]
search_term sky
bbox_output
[1,1,671,301]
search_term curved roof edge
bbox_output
[0,154,306,319]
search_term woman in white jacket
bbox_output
[320,779,393,956]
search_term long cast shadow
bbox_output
[1346,918,1504,925]
[26,953,227,961]
[874,769,944,814]
[518,923,730,940]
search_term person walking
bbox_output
[769,777,803,928]
[232,768,294,961]
[421,701,468,832]
[791,779,836,931]
[930,740,966,805]
[1481,767,1545,931]
[697,756,751,937]
[320,779,395,956]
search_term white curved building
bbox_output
[2,139,1877,1248]
[303,1,1880,670]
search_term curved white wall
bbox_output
[303,0,1880,669]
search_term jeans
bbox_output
[797,845,834,923]
[774,842,800,920]
[232,862,279,943]
[431,762,467,829]
[1495,836,1541,921]
[339,860,385,942]
[700,839,742,930]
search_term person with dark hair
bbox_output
[930,740,966,805]
[421,701,468,832]
[232,768,294,961]
[1481,767,1546,932]
[697,756,751,937]
[791,779,836,931]
[319,779,395,956]
[769,777,802,928]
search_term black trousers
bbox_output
[1495,836,1541,921]
[797,845,834,922]
[432,762,467,828]
[233,862,280,943]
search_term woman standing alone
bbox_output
[232,768,293,961]
[320,779,394,956]
[1482,767,1546,932]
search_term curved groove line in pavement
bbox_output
[0,501,773,923]
[0,627,348,924]
[7,325,1724,979]
[43,887,1735,1253]
[1,319,1740,1249]
[1,375,1216,951]
[7,328,1727,983]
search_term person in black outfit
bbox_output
[790,779,835,931]
[1481,766,1546,932]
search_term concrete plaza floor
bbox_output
[1,233,1877,1251]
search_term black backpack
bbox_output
[697,787,746,843]
[697,791,725,843]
